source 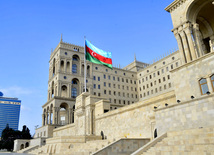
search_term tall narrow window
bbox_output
[72,64,77,73]
[211,75,214,91]
[72,88,77,98]
[199,78,209,95]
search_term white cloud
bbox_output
[21,104,31,111]
[0,86,33,98]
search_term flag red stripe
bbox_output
[86,45,112,64]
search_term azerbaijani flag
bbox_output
[85,40,112,69]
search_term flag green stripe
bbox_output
[86,52,112,69]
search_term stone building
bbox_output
[15,0,214,154]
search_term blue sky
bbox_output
[0,0,177,135]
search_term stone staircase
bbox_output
[17,145,39,154]
[141,127,214,155]
[28,139,111,155]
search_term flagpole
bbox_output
[84,36,87,93]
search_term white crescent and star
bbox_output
[92,52,96,57]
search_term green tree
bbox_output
[0,124,32,151]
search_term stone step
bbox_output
[167,127,214,137]
[142,151,213,155]
[154,137,214,146]
[147,144,214,152]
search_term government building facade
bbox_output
[14,0,214,154]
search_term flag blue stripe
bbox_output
[85,40,112,58]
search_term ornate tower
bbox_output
[165,0,214,64]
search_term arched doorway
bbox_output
[187,0,214,55]
[59,103,69,125]
[25,142,29,148]
[20,144,24,150]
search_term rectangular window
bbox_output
[98,77,100,81]
[98,85,100,89]
[108,75,110,80]
[113,76,115,80]
[93,76,96,80]
[109,83,111,87]
[168,75,170,79]
[94,84,96,89]
[166,67,169,71]
[104,74,106,79]
[104,82,106,86]
[118,77,120,81]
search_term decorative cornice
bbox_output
[165,0,188,13]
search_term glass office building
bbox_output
[0,92,21,137]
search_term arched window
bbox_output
[211,75,214,91]
[20,144,24,150]
[72,88,77,98]
[60,60,64,71]
[199,78,209,95]
[25,142,29,148]
[72,64,77,73]
[53,59,55,77]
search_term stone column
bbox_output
[207,77,213,93]
[69,108,73,124]
[45,112,48,125]
[53,107,56,124]
[64,59,67,72]
[184,23,197,60]
[58,82,62,97]
[49,110,52,124]
[174,29,186,64]
[42,114,45,126]
[57,59,61,72]
[70,59,72,73]
[179,29,191,62]
[68,84,71,98]
[193,24,204,57]
[210,35,214,52]
[57,107,61,125]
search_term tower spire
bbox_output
[134,53,137,61]
[60,34,63,42]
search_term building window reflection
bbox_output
[199,78,209,95]
[211,75,214,91]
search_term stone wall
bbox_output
[93,138,150,155]
[172,53,214,102]
[95,91,176,141]
[34,125,60,138]
[155,94,214,136]
[53,123,75,137]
